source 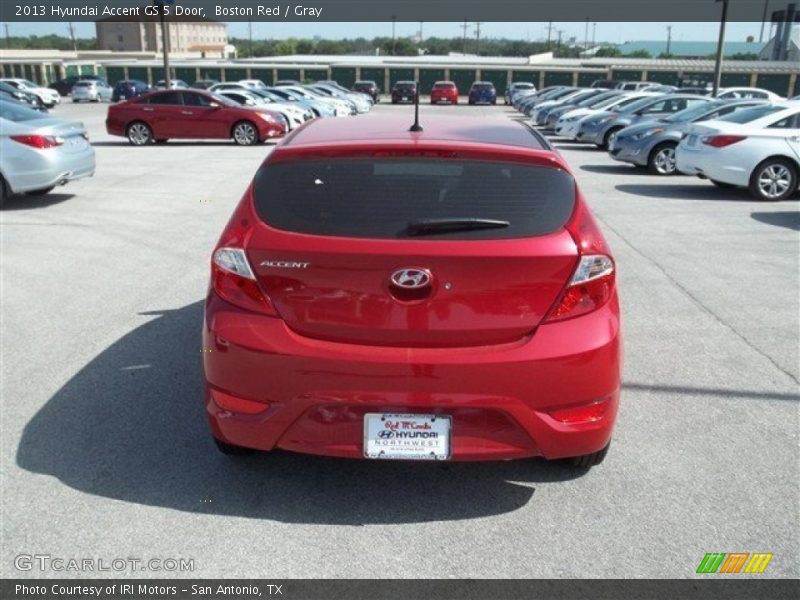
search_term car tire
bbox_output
[232,121,259,146]
[126,121,153,146]
[600,127,623,150]
[748,158,798,201]
[72,99,79,103]
[647,142,678,175]
[570,443,610,468]
[0,176,8,208]
[214,438,256,456]
[25,186,55,196]
[710,179,736,189]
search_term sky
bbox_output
[4,21,772,45]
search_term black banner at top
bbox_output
[0,0,788,23]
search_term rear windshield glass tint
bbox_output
[717,104,784,123]
[473,84,495,90]
[253,158,576,240]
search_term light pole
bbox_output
[711,0,729,97]
[584,17,589,50]
[666,25,672,55]
[153,0,172,88]
[391,16,396,55]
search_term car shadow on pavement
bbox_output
[2,193,75,210]
[17,301,586,524]
[580,165,651,176]
[750,211,800,231]
[616,183,753,201]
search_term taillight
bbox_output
[546,193,616,322]
[211,247,276,315]
[10,135,64,149]
[701,134,747,148]
[546,255,614,322]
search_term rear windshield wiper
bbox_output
[404,218,511,236]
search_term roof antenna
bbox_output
[409,80,423,132]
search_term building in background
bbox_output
[760,24,799,61]
[96,18,227,56]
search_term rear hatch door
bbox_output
[247,153,579,347]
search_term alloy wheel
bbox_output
[757,164,792,199]
[127,123,152,145]
[653,146,677,175]
[233,123,257,145]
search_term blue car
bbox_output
[111,80,150,102]
[468,82,497,105]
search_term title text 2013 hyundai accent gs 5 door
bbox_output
[203,114,622,467]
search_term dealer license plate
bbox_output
[364,413,451,460]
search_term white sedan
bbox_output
[676,102,800,201]
[0,78,61,107]
[717,87,784,101]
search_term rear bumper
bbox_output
[203,292,622,461]
[4,146,95,193]
[675,145,749,186]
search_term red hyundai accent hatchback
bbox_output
[430,81,459,104]
[106,89,286,145]
[203,114,621,467]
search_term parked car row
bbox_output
[0,78,61,108]
[511,83,799,201]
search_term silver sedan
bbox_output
[0,100,95,206]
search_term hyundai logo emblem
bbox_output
[377,430,394,439]
[390,268,432,289]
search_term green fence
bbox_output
[331,67,356,87]
[450,69,477,94]
[389,68,415,88]
[645,70,681,85]
[303,68,328,83]
[481,69,508,95]
[755,73,791,96]
[106,66,126,85]
[250,68,274,85]
[359,67,384,90]
[276,68,301,82]
[127,66,148,83]
[512,70,539,86]
[223,67,248,82]
[175,67,198,84]
[197,67,221,82]
[611,69,643,81]
[577,72,602,86]
[543,71,573,86]
[720,72,752,87]
[419,68,445,93]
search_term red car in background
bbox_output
[106,89,286,145]
[430,81,459,104]
[203,114,621,467]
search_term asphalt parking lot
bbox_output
[1,101,798,579]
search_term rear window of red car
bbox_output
[434,83,456,89]
[253,158,575,240]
